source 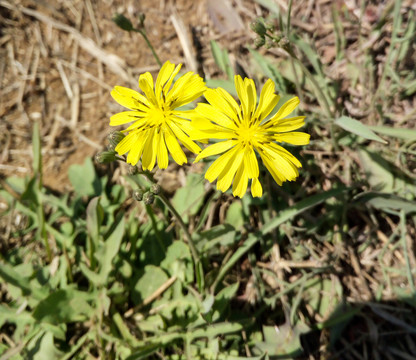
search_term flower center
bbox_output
[236,123,258,146]
[148,107,170,127]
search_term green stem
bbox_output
[134,29,162,67]
[158,193,200,263]
[141,171,200,263]
[145,204,166,253]
[290,51,333,119]
[264,33,333,119]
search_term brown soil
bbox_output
[0,0,260,192]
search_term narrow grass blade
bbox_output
[368,125,416,141]
[211,233,260,293]
[261,188,346,235]
[335,116,388,143]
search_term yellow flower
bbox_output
[191,75,310,198]
[110,61,206,170]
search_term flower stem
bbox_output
[134,29,162,68]
[158,193,200,263]
[141,171,200,263]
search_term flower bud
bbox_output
[108,131,125,148]
[254,36,265,48]
[150,184,161,195]
[143,192,155,205]
[133,189,144,201]
[250,18,267,36]
[138,13,146,29]
[95,150,117,164]
[265,21,274,32]
[112,13,134,32]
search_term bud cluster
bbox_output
[112,13,146,33]
[95,131,125,164]
[132,184,161,205]
[250,18,290,51]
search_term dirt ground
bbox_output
[2,0,415,192]
[0,0,260,192]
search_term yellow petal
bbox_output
[194,140,236,162]
[232,165,249,198]
[115,132,136,155]
[141,128,157,170]
[235,75,249,117]
[168,121,201,154]
[267,143,302,168]
[269,96,300,122]
[157,131,169,169]
[245,77,257,118]
[126,132,146,165]
[190,128,235,141]
[205,146,238,183]
[244,147,259,179]
[123,118,147,132]
[163,63,182,95]
[139,72,157,105]
[168,72,206,108]
[204,88,240,121]
[111,86,150,110]
[165,127,187,165]
[274,132,310,145]
[169,114,194,135]
[265,116,306,131]
[262,146,299,181]
[195,103,237,130]
[259,151,284,186]
[251,177,263,197]
[254,79,280,121]
[110,111,144,126]
[155,61,176,99]
[216,148,244,192]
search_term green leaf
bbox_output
[212,233,260,292]
[33,289,93,324]
[86,197,104,246]
[261,188,346,235]
[354,192,416,214]
[303,277,343,320]
[0,262,46,302]
[99,216,125,282]
[132,265,169,304]
[248,48,287,94]
[212,282,240,321]
[210,40,234,80]
[68,157,101,197]
[198,224,237,253]
[335,116,388,143]
[253,322,309,356]
[189,322,243,339]
[225,201,244,230]
[358,149,394,193]
[254,0,279,15]
[368,125,416,141]
[26,331,64,360]
[171,173,204,223]
[160,241,193,284]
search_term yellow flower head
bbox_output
[110,61,206,170]
[191,75,310,198]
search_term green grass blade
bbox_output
[261,188,346,235]
[335,116,388,144]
